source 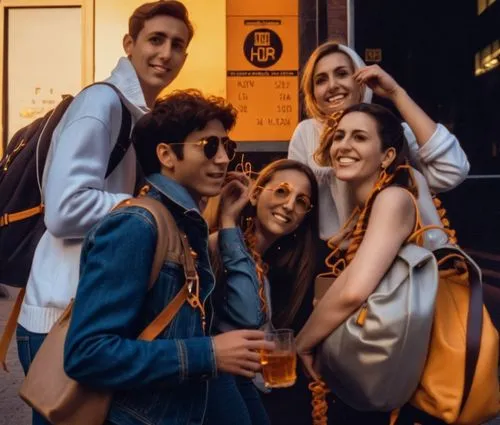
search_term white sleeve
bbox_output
[43,90,131,239]
[403,122,470,193]
[288,122,310,164]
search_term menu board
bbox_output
[226,1,299,142]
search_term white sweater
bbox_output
[19,58,149,333]
[288,118,470,240]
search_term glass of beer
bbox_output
[260,329,297,388]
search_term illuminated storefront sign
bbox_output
[226,0,299,142]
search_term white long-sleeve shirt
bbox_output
[19,58,149,333]
[288,118,470,240]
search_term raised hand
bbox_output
[212,329,275,378]
[219,171,252,228]
[354,65,403,100]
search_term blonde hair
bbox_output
[301,41,355,122]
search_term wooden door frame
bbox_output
[0,0,94,154]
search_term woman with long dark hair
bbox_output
[296,103,453,424]
[203,159,320,425]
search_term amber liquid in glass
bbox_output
[261,350,297,388]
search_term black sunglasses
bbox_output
[170,136,237,161]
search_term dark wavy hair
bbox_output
[205,159,320,328]
[132,89,237,175]
[322,104,416,271]
[129,1,194,44]
[315,103,409,179]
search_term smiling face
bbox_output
[252,169,312,241]
[329,111,395,183]
[158,119,230,203]
[313,51,363,116]
[124,15,189,103]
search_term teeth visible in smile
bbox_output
[327,94,345,103]
[338,157,357,164]
[272,213,290,223]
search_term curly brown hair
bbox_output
[132,89,238,175]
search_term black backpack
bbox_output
[0,83,132,287]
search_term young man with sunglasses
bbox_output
[63,89,273,425]
[14,4,194,424]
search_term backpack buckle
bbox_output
[0,214,9,227]
[186,273,199,295]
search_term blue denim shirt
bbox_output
[64,173,261,425]
[215,229,267,332]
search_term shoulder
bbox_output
[67,83,124,121]
[371,186,415,223]
[90,206,157,242]
[290,119,322,154]
[293,119,321,137]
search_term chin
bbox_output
[334,170,358,182]
[322,104,340,115]
[147,75,171,90]
[265,221,292,238]
[200,185,223,198]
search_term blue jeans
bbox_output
[16,324,51,425]
[204,373,270,425]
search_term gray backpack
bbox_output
[314,241,439,411]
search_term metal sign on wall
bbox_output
[226,0,299,142]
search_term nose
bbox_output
[213,141,230,165]
[327,74,337,91]
[159,40,172,62]
[282,195,295,212]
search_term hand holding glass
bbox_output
[260,329,297,388]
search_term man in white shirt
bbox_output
[14,3,193,424]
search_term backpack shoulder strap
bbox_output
[433,245,483,413]
[83,82,132,178]
[400,189,424,244]
[112,196,199,341]
[112,196,198,289]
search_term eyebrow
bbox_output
[147,31,187,45]
[279,183,311,199]
[314,65,349,77]
[334,128,369,136]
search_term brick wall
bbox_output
[327,0,348,44]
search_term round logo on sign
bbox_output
[243,28,283,68]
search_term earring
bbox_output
[375,167,389,190]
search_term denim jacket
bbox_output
[64,173,261,425]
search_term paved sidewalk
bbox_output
[0,288,30,425]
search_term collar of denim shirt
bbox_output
[146,173,202,217]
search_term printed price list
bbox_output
[227,74,298,142]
